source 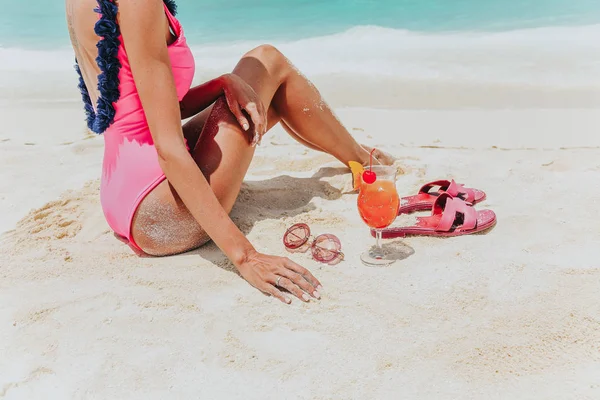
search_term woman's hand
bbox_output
[221,73,267,146]
[237,250,323,304]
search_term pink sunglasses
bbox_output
[283,223,344,265]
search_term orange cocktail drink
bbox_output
[353,161,399,266]
[357,179,400,229]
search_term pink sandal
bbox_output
[374,193,496,239]
[399,179,486,214]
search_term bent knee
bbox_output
[246,44,283,60]
[244,44,288,71]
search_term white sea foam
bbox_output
[1,24,599,90]
[188,24,600,87]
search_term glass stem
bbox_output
[376,229,382,251]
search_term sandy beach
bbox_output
[2,29,600,399]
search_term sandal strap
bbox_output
[433,193,478,232]
[445,179,476,203]
[419,180,452,195]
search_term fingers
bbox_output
[243,102,267,145]
[279,268,321,299]
[241,254,322,305]
[229,101,250,133]
[284,259,323,292]
[276,276,312,302]
[262,284,291,304]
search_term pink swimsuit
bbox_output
[95,4,195,250]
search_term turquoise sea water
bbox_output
[1,0,599,90]
[1,0,600,49]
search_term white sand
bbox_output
[1,82,600,397]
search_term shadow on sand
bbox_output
[186,166,349,272]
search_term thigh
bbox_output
[130,180,210,256]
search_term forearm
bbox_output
[179,75,227,119]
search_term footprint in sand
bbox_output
[15,181,101,243]
[19,199,82,241]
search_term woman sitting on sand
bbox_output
[65,0,394,303]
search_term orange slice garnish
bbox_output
[348,161,364,190]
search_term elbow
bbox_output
[154,138,187,167]
[154,140,171,163]
[156,148,171,168]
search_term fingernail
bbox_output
[243,123,249,131]
[313,291,321,299]
[286,297,291,304]
[317,285,323,292]
[302,293,310,302]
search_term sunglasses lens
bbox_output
[283,223,310,250]
[312,234,342,264]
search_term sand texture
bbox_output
[1,104,599,399]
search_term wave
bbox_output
[2,24,600,87]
